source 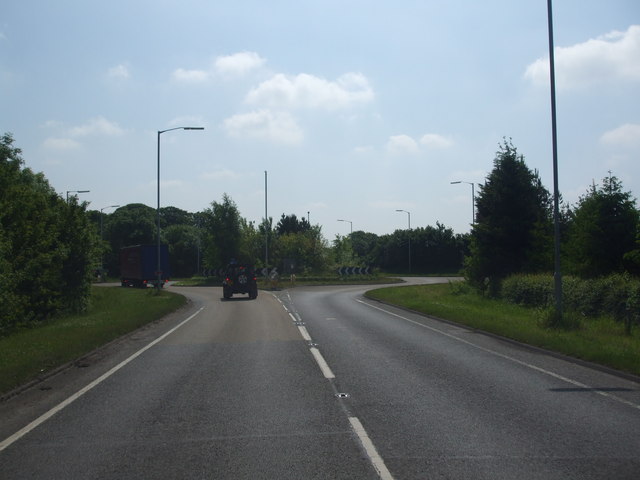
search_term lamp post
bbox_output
[66,190,90,202]
[337,219,353,234]
[395,209,411,274]
[100,205,120,241]
[547,0,563,319]
[450,181,475,225]
[157,126,204,289]
[99,205,119,278]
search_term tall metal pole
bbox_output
[337,219,352,234]
[450,181,475,225]
[265,170,268,269]
[157,126,204,290]
[547,0,563,318]
[157,131,161,290]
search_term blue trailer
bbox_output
[120,244,170,288]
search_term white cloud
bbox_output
[107,64,130,80]
[525,25,640,90]
[69,117,125,137]
[386,134,419,155]
[245,72,374,110]
[223,109,303,145]
[43,137,81,150]
[215,51,266,76]
[172,67,210,83]
[172,51,266,83]
[600,123,640,148]
[420,133,453,149]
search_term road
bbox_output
[1,279,640,479]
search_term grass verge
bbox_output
[366,282,640,377]
[0,286,186,396]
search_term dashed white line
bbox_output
[349,417,395,480]
[309,347,335,379]
[281,294,394,479]
[297,325,312,342]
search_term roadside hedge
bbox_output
[501,273,640,324]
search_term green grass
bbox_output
[0,286,186,395]
[366,283,640,377]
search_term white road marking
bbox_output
[357,299,640,410]
[0,307,205,452]
[282,295,393,479]
[309,347,335,379]
[297,326,312,342]
[349,417,395,480]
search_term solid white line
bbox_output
[310,347,335,379]
[0,307,205,452]
[357,299,640,410]
[349,417,395,480]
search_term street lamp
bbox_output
[450,181,475,225]
[99,205,119,279]
[547,0,563,318]
[395,209,411,274]
[157,126,204,289]
[66,190,90,202]
[100,205,120,241]
[337,219,353,234]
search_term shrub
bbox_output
[500,273,640,325]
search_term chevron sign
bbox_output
[337,266,371,275]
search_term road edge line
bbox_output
[0,307,205,452]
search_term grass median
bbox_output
[366,282,640,377]
[0,286,186,396]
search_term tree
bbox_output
[0,133,96,332]
[276,214,311,235]
[351,231,380,266]
[465,139,553,293]
[565,173,639,277]
[160,206,193,229]
[201,193,243,268]
[102,203,156,276]
[164,224,200,277]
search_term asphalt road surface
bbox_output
[1,279,639,479]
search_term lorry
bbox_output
[222,263,258,299]
[120,244,170,288]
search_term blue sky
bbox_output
[2,0,639,241]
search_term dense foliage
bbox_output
[4,131,639,337]
[465,139,554,294]
[564,174,639,278]
[501,273,640,326]
[0,133,96,333]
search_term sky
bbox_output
[2,0,639,241]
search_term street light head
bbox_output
[450,181,461,184]
[184,127,205,130]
